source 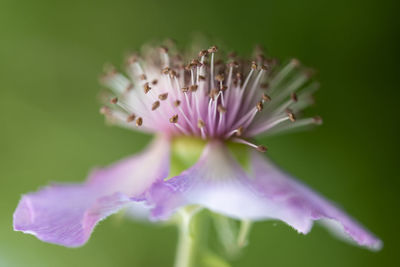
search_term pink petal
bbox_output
[13,136,170,247]
[148,141,382,250]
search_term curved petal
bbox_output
[148,141,382,250]
[13,135,170,247]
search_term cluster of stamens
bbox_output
[100,42,322,152]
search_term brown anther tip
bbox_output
[189,85,198,92]
[291,58,300,67]
[159,46,168,53]
[256,145,268,153]
[313,116,323,125]
[136,117,143,126]
[161,67,170,74]
[261,65,269,71]
[169,114,178,123]
[152,79,158,85]
[198,50,208,57]
[256,101,264,111]
[152,101,160,111]
[215,74,225,82]
[127,54,139,64]
[290,92,298,102]
[286,109,296,122]
[208,45,218,53]
[262,93,271,102]
[139,74,147,81]
[220,85,228,91]
[110,97,118,104]
[251,61,258,70]
[173,100,181,107]
[209,88,220,99]
[181,87,188,93]
[198,75,206,81]
[158,93,168,101]
[235,127,243,136]
[126,114,136,122]
[143,83,151,94]
[99,106,110,115]
[197,119,205,128]
[217,104,227,113]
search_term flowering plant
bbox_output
[14,41,381,266]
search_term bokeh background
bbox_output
[1,0,399,266]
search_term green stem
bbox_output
[174,207,202,267]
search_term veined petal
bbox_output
[13,135,170,247]
[148,141,382,250]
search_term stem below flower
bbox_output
[174,206,202,267]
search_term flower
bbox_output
[13,41,382,252]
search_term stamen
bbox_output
[158,93,168,101]
[232,138,267,153]
[286,109,296,122]
[152,101,160,111]
[136,117,143,126]
[169,114,179,123]
[126,114,136,122]
[143,82,151,94]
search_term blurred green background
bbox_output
[0,0,398,266]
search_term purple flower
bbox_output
[14,43,382,252]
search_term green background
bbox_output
[0,0,398,266]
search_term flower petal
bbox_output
[13,136,170,247]
[250,151,382,250]
[148,141,382,250]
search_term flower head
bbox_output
[100,44,320,149]
[14,41,382,253]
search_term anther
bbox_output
[152,101,160,111]
[198,75,206,81]
[256,101,264,111]
[236,126,243,136]
[261,65,269,71]
[162,67,170,74]
[313,116,323,125]
[136,117,143,126]
[169,114,178,123]
[143,82,151,94]
[189,85,198,92]
[251,61,258,69]
[110,97,118,104]
[181,87,189,93]
[220,85,228,91]
[262,93,271,102]
[158,93,168,100]
[159,46,168,53]
[215,74,225,82]
[197,119,205,128]
[198,50,208,57]
[126,114,136,122]
[217,104,227,113]
[286,109,296,122]
[139,74,147,80]
[152,79,158,85]
[208,45,218,53]
[256,145,268,153]
[173,100,181,107]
